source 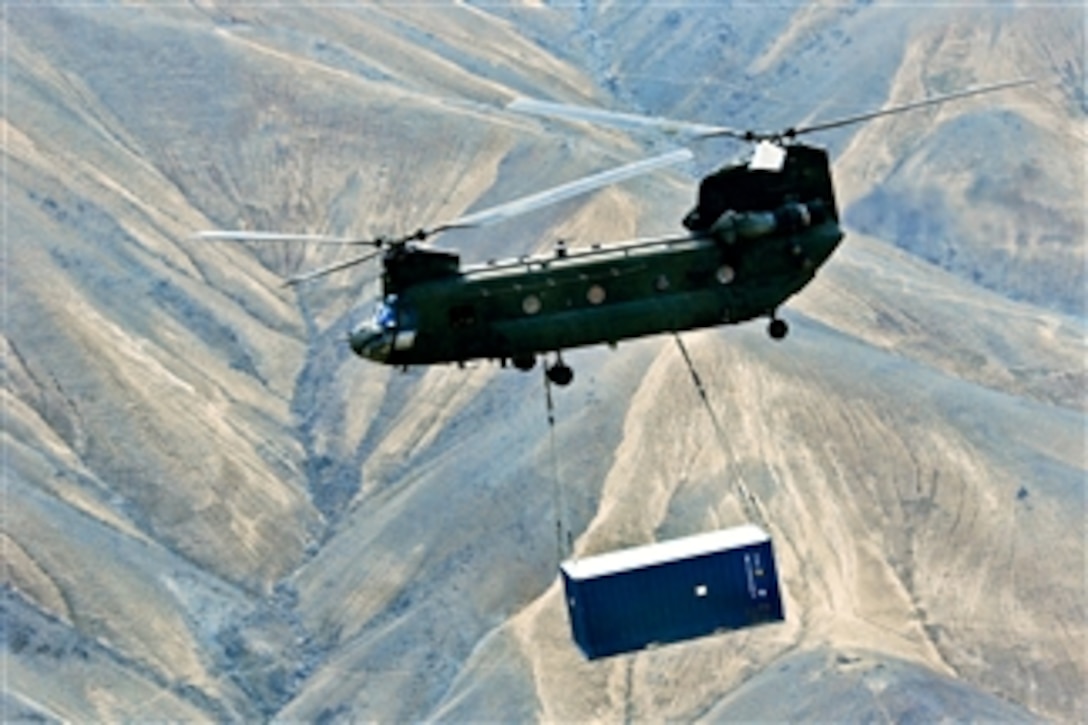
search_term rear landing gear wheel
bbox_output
[768,317,789,340]
[512,354,536,371]
[546,360,574,387]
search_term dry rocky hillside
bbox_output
[3,2,1085,722]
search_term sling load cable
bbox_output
[543,368,573,564]
[672,332,772,532]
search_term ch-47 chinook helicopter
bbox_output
[198,79,1029,386]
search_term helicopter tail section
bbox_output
[684,143,838,232]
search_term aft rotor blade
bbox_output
[283,249,384,286]
[436,148,694,232]
[509,97,749,140]
[194,230,382,246]
[787,78,1035,138]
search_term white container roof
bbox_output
[561,524,769,581]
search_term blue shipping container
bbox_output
[561,524,784,660]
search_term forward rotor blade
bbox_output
[787,78,1035,138]
[509,97,748,140]
[194,230,381,246]
[200,144,693,262]
[435,148,694,232]
[283,249,384,286]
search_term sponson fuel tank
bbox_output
[560,524,785,660]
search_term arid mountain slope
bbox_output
[3,2,1084,722]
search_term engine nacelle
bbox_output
[709,199,828,245]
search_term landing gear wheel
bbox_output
[768,317,789,340]
[512,354,536,371]
[546,361,574,387]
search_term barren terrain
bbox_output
[3,2,1085,721]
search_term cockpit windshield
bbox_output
[373,295,398,330]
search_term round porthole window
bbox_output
[586,284,606,305]
[716,265,736,285]
[655,274,670,291]
[522,294,542,315]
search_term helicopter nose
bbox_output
[349,325,392,362]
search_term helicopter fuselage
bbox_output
[349,209,842,369]
[349,142,843,374]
